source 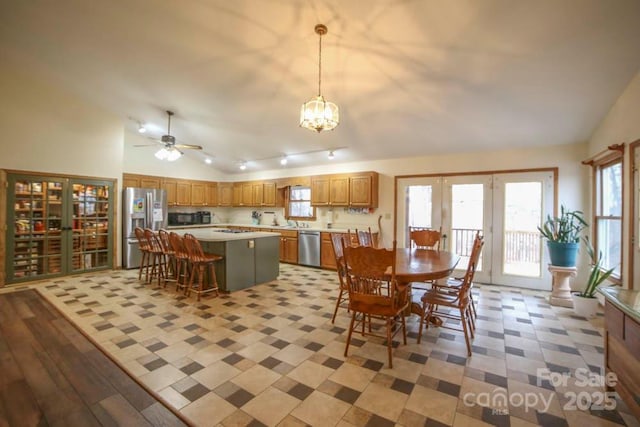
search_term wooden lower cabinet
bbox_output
[603,299,640,420]
[276,230,298,263]
[320,232,336,269]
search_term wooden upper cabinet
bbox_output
[205,182,218,206]
[262,181,277,206]
[349,173,378,207]
[241,183,253,206]
[311,176,330,206]
[191,181,206,206]
[232,183,243,206]
[140,177,162,189]
[251,181,276,207]
[252,182,264,206]
[123,175,139,189]
[162,179,178,206]
[218,183,233,206]
[176,180,191,206]
[329,176,349,206]
[311,172,378,207]
[123,173,161,189]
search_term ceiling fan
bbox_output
[136,110,202,161]
[156,110,202,151]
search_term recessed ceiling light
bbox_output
[239,162,247,170]
[205,158,212,164]
[280,156,288,166]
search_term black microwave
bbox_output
[168,212,197,226]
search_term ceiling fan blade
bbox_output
[133,143,157,147]
[174,144,203,150]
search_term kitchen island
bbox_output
[171,228,280,292]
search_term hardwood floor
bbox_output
[0,289,189,427]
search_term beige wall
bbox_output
[0,66,123,179]
[586,71,640,288]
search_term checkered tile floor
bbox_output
[21,265,640,426]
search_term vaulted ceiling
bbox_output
[3,0,640,173]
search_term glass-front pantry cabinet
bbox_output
[5,172,114,284]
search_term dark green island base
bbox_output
[201,236,280,292]
[172,228,281,292]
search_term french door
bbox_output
[396,170,554,290]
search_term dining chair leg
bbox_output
[386,317,393,369]
[344,312,357,357]
[460,307,472,357]
[400,313,407,345]
[331,288,344,324]
[417,301,430,344]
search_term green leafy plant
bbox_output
[537,205,588,243]
[579,236,615,298]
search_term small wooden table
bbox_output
[391,248,461,316]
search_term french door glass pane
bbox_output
[503,182,542,277]
[451,184,483,270]
[72,183,110,271]
[407,186,432,228]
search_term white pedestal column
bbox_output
[548,265,576,308]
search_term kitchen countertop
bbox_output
[167,224,357,233]
[598,286,640,322]
[167,227,280,242]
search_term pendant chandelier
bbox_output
[300,24,339,132]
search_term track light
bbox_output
[137,122,147,133]
[239,162,247,170]
[205,158,212,164]
[280,156,288,166]
[328,150,335,160]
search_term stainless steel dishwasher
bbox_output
[298,230,321,267]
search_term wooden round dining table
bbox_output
[390,248,461,316]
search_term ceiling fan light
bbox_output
[155,147,169,160]
[300,96,339,132]
[166,147,182,162]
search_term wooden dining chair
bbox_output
[342,240,409,368]
[431,231,483,322]
[356,227,375,247]
[330,232,350,323]
[410,227,442,250]
[183,233,223,301]
[418,233,484,356]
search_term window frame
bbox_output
[285,186,316,221]
[590,150,623,283]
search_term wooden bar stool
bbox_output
[158,229,176,287]
[169,232,190,294]
[144,228,165,287]
[134,227,151,282]
[183,233,223,301]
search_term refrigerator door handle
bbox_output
[146,191,153,229]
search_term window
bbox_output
[287,186,315,219]
[594,158,622,278]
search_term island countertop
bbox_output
[167,227,280,241]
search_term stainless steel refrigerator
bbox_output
[122,187,168,269]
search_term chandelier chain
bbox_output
[318,31,322,96]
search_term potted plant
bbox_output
[537,205,588,267]
[571,236,615,317]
